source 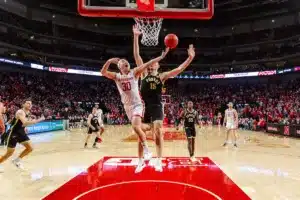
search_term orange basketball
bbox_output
[164,34,178,49]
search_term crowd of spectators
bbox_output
[163,78,300,130]
[0,71,299,131]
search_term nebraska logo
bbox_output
[49,67,68,73]
[267,126,278,132]
[258,70,276,76]
[210,74,225,79]
[284,126,290,136]
[104,158,203,167]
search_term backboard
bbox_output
[78,0,214,20]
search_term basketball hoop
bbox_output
[134,17,163,46]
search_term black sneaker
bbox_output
[223,142,227,147]
[234,144,238,148]
[93,144,98,149]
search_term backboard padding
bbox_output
[78,0,214,20]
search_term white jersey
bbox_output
[96,109,103,119]
[225,109,236,123]
[115,70,142,106]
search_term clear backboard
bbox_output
[78,0,214,20]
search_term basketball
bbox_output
[164,34,178,49]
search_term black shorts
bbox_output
[87,128,99,134]
[143,104,164,124]
[7,130,30,148]
[185,127,196,138]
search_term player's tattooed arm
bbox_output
[101,58,119,80]
[134,48,169,78]
[133,25,144,67]
[179,110,185,121]
[17,110,45,126]
[160,44,195,82]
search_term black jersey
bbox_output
[184,109,198,128]
[90,114,99,127]
[140,74,163,105]
[10,112,29,134]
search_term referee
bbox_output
[62,107,70,131]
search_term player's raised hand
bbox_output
[108,58,120,64]
[160,47,170,59]
[187,44,195,58]
[133,25,142,36]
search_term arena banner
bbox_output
[291,125,300,137]
[277,68,292,74]
[266,123,281,134]
[30,63,44,70]
[0,57,24,66]
[6,120,64,135]
[266,123,300,138]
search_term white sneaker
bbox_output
[143,151,152,160]
[154,159,163,172]
[135,161,146,173]
[190,156,197,162]
[12,159,25,170]
[148,158,156,167]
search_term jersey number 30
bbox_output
[121,82,131,91]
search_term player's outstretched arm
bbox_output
[134,48,169,78]
[101,58,119,80]
[17,110,45,127]
[179,110,184,121]
[133,25,144,67]
[160,44,195,82]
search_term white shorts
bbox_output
[124,103,144,121]
[226,122,236,130]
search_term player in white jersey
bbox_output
[223,102,239,147]
[101,49,168,173]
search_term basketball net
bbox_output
[134,0,163,46]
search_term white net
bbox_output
[134,17,163,46]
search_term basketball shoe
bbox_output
[154,158,163,172]
[12,158,25,170]
[135,159,146,173]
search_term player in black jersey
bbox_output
[180,101,199,162]
[0,100,45,172]
[84,107,102,148]
[133,25,195,172]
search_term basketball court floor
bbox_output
[0,125,299,200]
